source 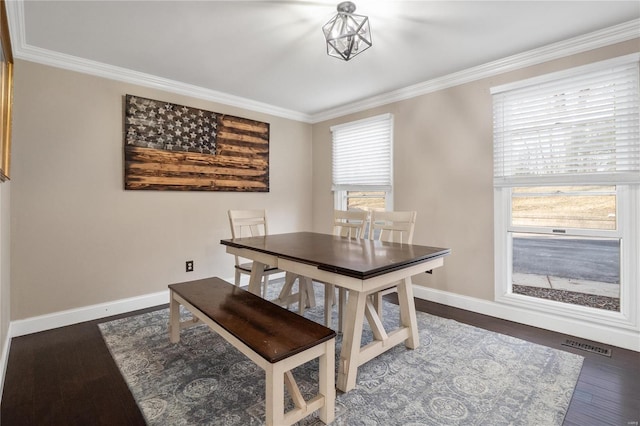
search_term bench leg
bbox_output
[265,362,286,426]
[266,343,336,426]
[169,290,181,343]
[319,339,336,424]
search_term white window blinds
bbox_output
[492,54,640,187]
[331,113,393,191]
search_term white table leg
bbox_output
[396,277,419,349]
[337,290,367,392]
[276,272,297,308]
[248,261,266,295]
[303,277,316,308]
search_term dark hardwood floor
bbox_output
[1,297,638,425]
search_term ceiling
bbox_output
[8,1,640,122]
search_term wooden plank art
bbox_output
[124,94,269,191]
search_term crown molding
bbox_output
[4,0,312,123]
[309,19,640,123]
[5,0,638,125]
[16,44,313,123]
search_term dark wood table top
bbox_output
[221,231,451,280]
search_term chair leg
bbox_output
[338,288,347,334]
[374,286,398,322]
[298,277,306,315]
[324,284,347,333]
[324,284,334,328]
[374,291,384,321]
[234,269,241,287]
[262,274,269,298]
[304,279,316,308]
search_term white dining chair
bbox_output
[324,209,369,330]
[333,209,368,239]
[227,209,282,297]
[369,210,417,317]
[228,209,313,312]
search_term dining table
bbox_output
[220,231,451,392]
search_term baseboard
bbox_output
[7,277,637,351]
[8,276,249,338]
[10,290,170,338]
[0,322,12,399]
[412,285,640,352]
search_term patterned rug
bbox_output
[99,283,583,425]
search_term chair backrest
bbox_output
[369,210,417,244]
[228,210,269,266]
[228,209,269,239]
[333,209,368,240]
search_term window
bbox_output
[331,114,393,213]
[510,185,621,311]
[492,54,639,327]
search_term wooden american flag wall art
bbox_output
[124,94,270,191]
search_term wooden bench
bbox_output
[168,277,336,426]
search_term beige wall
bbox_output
[312,39,640,301]
[10,60,313,320]
[6,39,639,322]
[0,182,9,349]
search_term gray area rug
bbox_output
[99,283,583,425]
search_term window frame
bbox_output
[331,114,394,212]
[333,190,393,212]
[494,185,638,329]
[492,55,640,331]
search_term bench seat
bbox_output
[168,277,336,425]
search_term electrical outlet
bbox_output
[186,260,194,272]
